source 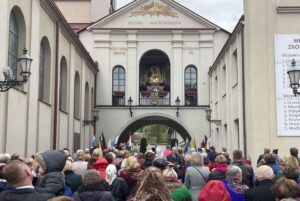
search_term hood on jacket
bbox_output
[93,157,108,179]
[36,150,66,173]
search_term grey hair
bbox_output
[226,166,242,181]
[190,152,203,166]
[255,165,274,180]
[0,153,11,163]
[83,169,100,185]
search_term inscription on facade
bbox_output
[274,34,300,136]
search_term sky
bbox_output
[116,0,244,32]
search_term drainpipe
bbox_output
[53,21,60,149]
[241,19,247,157]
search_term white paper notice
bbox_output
[275,35,300,136]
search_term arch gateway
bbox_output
[78,0,229,149]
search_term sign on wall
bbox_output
[275,34,300,136]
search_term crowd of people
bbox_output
[0,145,300,201]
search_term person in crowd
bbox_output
[184,152,210,201]
[88,148,101,169]
[257,148,270,166]
[198,180,231,201]
[63,148,73,162]
[93,156,109,180]
[83,153,91,162]
[114,150,125,171]
[207,146,218,163]
[72,169,114,201]
[264,153,282,180]
[290,147,300,165]
[127,167,172,201]
[72,150,87,177]
[244,165,276,201]
[272,177,300,200]
[284,156,299,168]
[273,149,281,165]
[177,147,185,166]
[282,166,300,186]
[231,149,254,187]
[105,152,115,165]
[153,157,168,171]
[162,167,192,201]
[34,150,66,196]
[24,157,34,170]
[167,147,183,175]
[105,163,129,201]
[0,160,54,201]
[163,145,172,157]
[141,151,155,170]
[48,196,74,201]
[0,153,11,192]
[119,156,142,190]
[223,166,249,201]
[209,154,228,181]
[120,150,131,170]
[63,160,82,193]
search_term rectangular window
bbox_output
[234,119,240,149]
[232,50,238,86]
[222,65,226,95]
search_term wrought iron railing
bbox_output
[139,97,170,106]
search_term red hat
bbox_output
[198,180,231,201]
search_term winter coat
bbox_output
[209,163,227,181]
[119,167,142,190]
[0,180,10,192]
[64,170,83,193]
[73,183,114,201]
[245,179,276,201]
[109,177,130,201]
[165,180,192,201]
[0,188,54,201]
[198,180,231,201]
[93,157,109,179]
[184,166,210,201]
[35,150,66,196]
[223,179,249,201]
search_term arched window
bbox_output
[59,57,68,111]
[74,72,80,118]
[8,7,26,81]
[112,66,125,106]
[39,37,51,102]
[84,82,90,120]
[185,65,197,106]
[8,12,18,77]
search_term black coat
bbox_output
[245,179,276,201]
[64,170,82,193]
[73,184,114,201]
[231,160,254,187]
[109,177,130,201]
[0,188,54,201]
[209,171,226,181]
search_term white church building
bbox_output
[77,0,229,147]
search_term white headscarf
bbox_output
[105,164,117,185]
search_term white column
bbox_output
[127,31,138,105]
[172,31,183,105]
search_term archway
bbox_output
[117,115,192,145]
[139,50,170,105]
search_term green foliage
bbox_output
[140,124,169,143]
[140,138,147,154]
[170,138,178,148]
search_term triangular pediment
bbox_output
[86,0,222,31]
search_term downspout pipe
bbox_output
[53,21,60,149]
[241,20,247,157]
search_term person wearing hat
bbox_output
[34,150,66,196]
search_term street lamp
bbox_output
[287,58,300,96]
[205,108,222,126]
[0,48,33,92]
[128,96,133,117]
[175,96,181,117]
[83,109,99,126]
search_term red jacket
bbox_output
[93,157,109,179]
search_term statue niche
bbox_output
[148,66,164,85]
